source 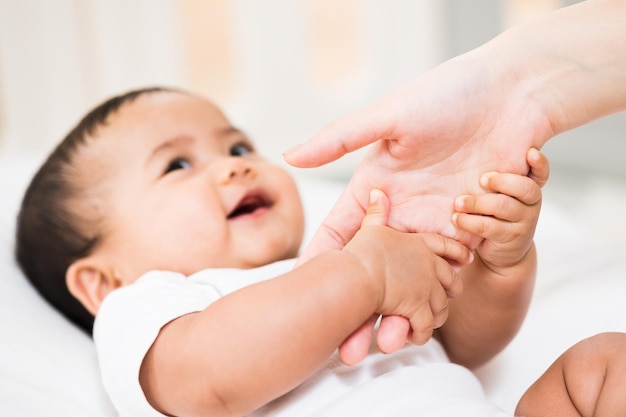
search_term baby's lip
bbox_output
[227,190,273,219]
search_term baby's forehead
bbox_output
[83,92,243,157]
[112,91,226,124]
[71,90,218,143]
[96,92,230,138]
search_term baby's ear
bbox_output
[66,258,121,316]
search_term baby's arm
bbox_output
[435,148,549,368]
[140,190,472,417]
[516,332,626,417]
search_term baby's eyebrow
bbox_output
[216,126,247,140]
[147,135,195,165]
[148,127,249,165]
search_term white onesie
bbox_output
[94,259,511,417]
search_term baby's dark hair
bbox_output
[15,86,176,334]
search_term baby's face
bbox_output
[80,91,304,285]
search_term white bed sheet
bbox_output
[2,153,626,416]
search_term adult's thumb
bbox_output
[295,189,365,266]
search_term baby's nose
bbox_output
[218,157,255,184]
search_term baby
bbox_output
[16,86,576,417]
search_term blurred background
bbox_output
[1,0,626,242]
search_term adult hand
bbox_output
[286,52,552,262]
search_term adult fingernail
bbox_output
[283,142,304,156]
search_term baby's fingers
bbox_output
[452,210,512,243]
[455,193,525,223]
[361,189,390,228]
[377,285,450,352]
[479,172,542,206]
[407,305,436,346]
[406,284,449,346]
[419,233,474,268]
[418,234,471,298]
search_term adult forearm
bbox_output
[485,0,626,141]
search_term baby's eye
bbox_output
[230,141,255,157]
[164,158,191,174]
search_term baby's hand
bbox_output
[452,148,549,269]
[340,189,472,365]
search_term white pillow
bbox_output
[0,155,117,416]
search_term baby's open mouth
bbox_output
[227,192,273,219]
